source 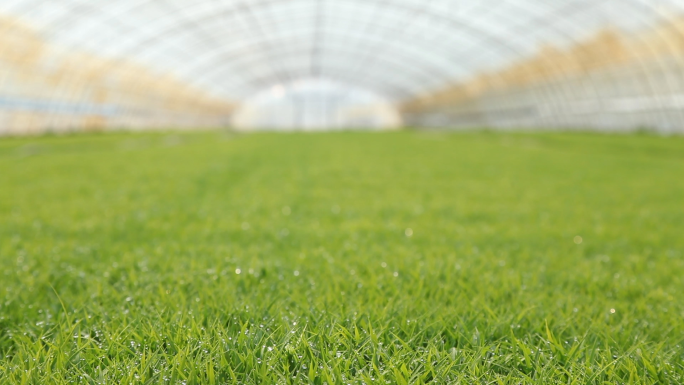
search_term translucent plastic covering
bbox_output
[1,0,683,133]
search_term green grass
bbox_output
[1,130,683,384]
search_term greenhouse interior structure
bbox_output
[3,1,684,384]
[0,0,683,134]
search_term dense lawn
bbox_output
[0,130,683,384]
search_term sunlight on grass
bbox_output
[1,131,683,384]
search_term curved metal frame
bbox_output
[1,0,683,131]
[4,0,637,100]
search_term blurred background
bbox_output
[0,0,683,134]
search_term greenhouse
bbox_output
[2,2,684,384]
[1,0,683,133]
